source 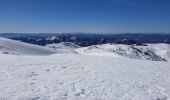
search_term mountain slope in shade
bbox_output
[0,37,56,55]
[75,43,167,61]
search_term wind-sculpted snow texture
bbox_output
[0,54,170,100]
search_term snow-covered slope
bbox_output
[0,37,56,55]
[76,43,167,61]
[46,42,80,54]
[136,44,170,61]
[1,38,170,100]
[0,54,170,100]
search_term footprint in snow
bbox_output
[74,89,85,96]
[61,66,67,69]
[29,72,38,77]
[157,97,168,100]
[46,69,50,71]
[30,97,40,100]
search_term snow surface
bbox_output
[1,38,170,100]
[0,54,170,100]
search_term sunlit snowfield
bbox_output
[0,37,170,100]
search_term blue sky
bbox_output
[0,0,170,33]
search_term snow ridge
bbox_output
[45,42,81,54]
[0,37,56,55]
[76,43,167,61]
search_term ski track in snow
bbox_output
[0,54,170,100]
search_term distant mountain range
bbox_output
[0,33,170,46]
